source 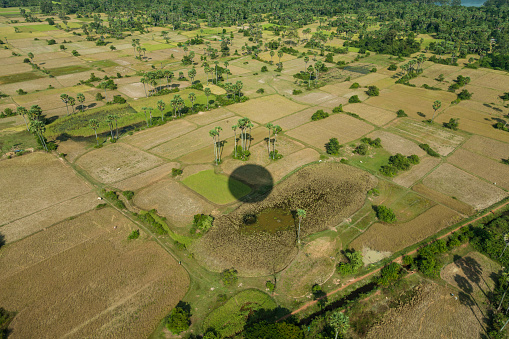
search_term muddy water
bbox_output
[241,209,295,234]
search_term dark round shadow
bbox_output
[228,164,274,203]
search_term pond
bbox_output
[241,209,295,234]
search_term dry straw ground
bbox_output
[0,208,189,338]
[462,135,509,161]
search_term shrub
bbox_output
[256,88,265,94]
[261,65,268,72]
[102,190,125,209]
[348,95,361,103]
[377,262,401,286]
[192,214,214,232]
[122,190,134,200]
[361,137,382,148]
[325,137,342,155]
[166,307,190,334]
[349,82,360,89]
[370,67,377,73]
[443,118,459,130]
[16,89,27,95]
[419,143,440,157]
[332,104,343,113]
[388,64,397,71]
[95,93,104,101]
[396,109,407,117]
[354,143,368,155]
[128,229,140,240]
[266,281,275,292]
[408,154,420,164]
[220,268,238,286]
[292,89,303,95]
[137,211,166,235]
[311,109,329,121]
[366,85,379,97]
[375,205,396,223]
[457,89,472,100]
[171,168,183,176]
[338,250,363,275]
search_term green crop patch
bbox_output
[0,72,45,84]
[182,169,251,204]
[15,24,59,32]
[48,65,91,77]
[89,60,119,68]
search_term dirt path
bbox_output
[278,200,509,321]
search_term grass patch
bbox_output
[143,210,194,247]
[0,130,38,154]
[89,60,119,68]
[15,24,59,32]
[202,289,277,338]
[0,72,45,85]
[141,43,172,52]
[46,103,140,137]
[47,65,91,77]
[349,148,392,173]
[182,170,251,204]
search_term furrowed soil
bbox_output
[0,208,189,338]
[192,163,376,276]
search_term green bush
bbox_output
[266,281,275,292]
[292,89,303,95]
[171,168,183,176]
[375,205,396,223]
[366,85,379,96]
[354,143,368,155]
[122,190,134,200]
[102,190,126,209]
[256,88,265,94]
[137,211,167,235]
[192,214,214,232]
[325,137,342,155]
[166,307,190,334]
[128,229,140,240]
[332,104,343,113]
[261,65,268,72]
[443,118,459,130]
[361,137,382,148]
[221,268,238,287]
[419,143,440,157]
[349,82,360,89]
[377,263,401,286]
[388,64,397,71]
[311,109,329,121]
[348,95,361,103]
[337,250,364,275]
[396,109,407,117]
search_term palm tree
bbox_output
[28,52,34,62]
[307,65,314,88]
[272,125,282,159]
[112,114,119,139]
[204,87,211,110]
[188,68,196,83]
[270,50,275,62]
[329,311,349,339]
[142,107,149,126]
[17,106,29,131]
[106,115,114,139]
[188,92,196,111]
[215,126,223,162]
[140,77,149,97]
[204,66,210,84]
[432,100,442,122]
[29,105,43,121]
[157,100,166,121]
[163,70,174,89]
[235,80,243,99]
[277,50,283,63]
[89,119,100,145]
[60,94,70,116]
[177,96,185,117]
[30,120,48,151]
[214,61,219,83]
[232,124,238,158]
[297,209,306,244]
[265,122,273,155]
[77,93,85,112]
[147,107,154,125]
[209,129,219,165]
[224,61,229,80]
[68,96,76,114]
[100,81,108,101]
[304,56,309,72]
[171,95,180,117]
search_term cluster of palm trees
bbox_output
[140,70,175,97]
[209,126,223,165]
[264,123,283,159]
[231,117,254,159]
[88,114,119,145]
[60,93,86,115]
[16,105,48,151]
[399,54,426,76]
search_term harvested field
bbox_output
[55,139,90,163]
[387,191,436,223]
[464,84,504,105]
[346,103,396,126]
[441,251,500,302]
[182,169,251,205]
[226,94,308,124]
[393,156,440,188]
[292,91,338,106]
[125,120,197,150]
[412,184,475,216]
[193,163,376,275]
[271,106,326,130]
[266,148,320,182]
[351,205,460,253]
[472,72,509,92]
[112,162,179,191]
[278,237,337,297]
[287,114,374,148]
[387,118,465,156]
[1,191,97,244]
[366,130,425,156]
[462,135,509,161]
[75,143,164,184]
[185,108,235,126]
[366,282,485,339]
[0,152,91,226]
[447,149,509,190]
[423,164,507,210]
[352,73,389,86]
[134,179,214,226]
[0,208,189,338]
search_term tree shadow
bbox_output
[457,290,488,336]
[245,306,296,326]
[454,255,490,298]
[417,112,426,117]
[0,232,5,249]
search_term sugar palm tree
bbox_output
[307,65,314,88]
[204,87,211,110]
[68,96,76,114]
[29,105,43,121]
[17,106,29,131]
[214,61,219,83]
[141,107,149,126]
[277,50,283,63]
[89,119,100,145]
[77,93,85,112]
[270,50,275,62]
[60,94,70,116]
[188,68,196,83]
[224,61,229,80]
[235,80,243,99]
[297,208,306,244]
[157,100,165,121]
[147,107,154,125]
[140,76,149,97]
[100,81,109,101]
[188,92,196,111]
[112,114,119,139]
[163,70,174,89]
[432,100,441,122]
[329,311,349,339]
[265,122,273,155]
[272,125,282,159]
[106,115,114,139]
[304,56,309,72]
[177,96,185,117]
[171,95,180,117]
[30,120,48,151]
[232,124,238,157]
[209,129,219,165]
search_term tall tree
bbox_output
[304,56,309,72]
[209,129,219,165]
[142,107,149,126]
[60,94,70,116]
[77,93,85,112]
[68,96,76,114]
[329,311,350,339]
[16,106,29,131]
[171,95,180,117]
[204,87,211,110]
[277,50,283,63]
[147,107,154,125]
[106,115,114,139]
[188,92,196,111]
[157,100,166,121]
[265,122,273,156]
[232,124,238,158]
[30,120,48,151]
[112,114,119,139]
[272,125,282,159]
[140,76,149,97]
[188,68,197,83]
[297,209,306,244]
[89,119,100,145]
[224,61,229,80]
[432,100,441,122]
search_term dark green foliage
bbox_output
[192,214,214,232]
[494,122,508,132]
[348,95,361,103]
[470,215,509,267]
[166,306,191,334]
[244,321,304,339]
[402,255,414,267]
[374,205,396,223]
[354,143,368,155]
[292,89,303,95]
[345,31,420,57]
[361,137,382,148]
[407,154,420,164]
[106,95,126,104]
[269,150,283,160]
[266,281,275,292]
[102,189,126,209]
[256,88,265,94]
[122,190,134,200]
[220,268,238,287]
[457,89,472,100]
[16,89,27,95]
[137,211,167,235]
[380,153,419,176]
[325,137,342,155]
[368,188,380,196]
[332,104,343,113]
[95,93,104,101]
[311,109,329,121]
[171,167,183,176]
[443,118,459,130]
[349,82,360,89]
[419,143,440,157]
[0,307,15,338]
[366,85,379,96]
[502,158,509,165]
[261,65,268,72]
[95,203,108,210]
[377,263,401,286]
[421,84,441,91]
[396,109,407,117]
[388,64,397,71]
[337,250,364,275]
[128,229,140,239]
[47,39,56,45]
[370,67,377,73]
